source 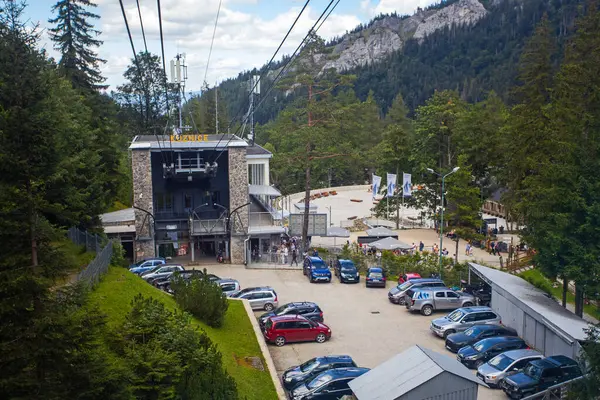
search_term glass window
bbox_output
[307,374,333,390]
[474,313,490,321]
[184,194,193,209]
[543,368,561,378]
[398,281,413,290]
[464,327,483,337]
[448,310,465,321]
[327,379,350,391]
[297,321,311,329]
[446,292,460,298]
[524,364,543,379]
[221,284,236,292]
[435,292,445,298]
[300,358,319,372]
[463,314,476,322]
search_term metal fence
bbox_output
[521,376,584,400]
[67,226,105,253]
[76,241,113,286]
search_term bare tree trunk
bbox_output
[396,164,400,230]
[301,163,311,253]
[574,284,584,318]
[562,275,568,308]
[455,238,459,265]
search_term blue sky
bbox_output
[26,0,438,91]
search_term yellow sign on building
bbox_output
[170,134,209,142]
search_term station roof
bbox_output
[100,208,135,224]
[246,144,272,158]
[130,134,247,150]
[469,263,589,342]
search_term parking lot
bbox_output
[203,264,505,399]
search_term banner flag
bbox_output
[403,173,412,197]
[386,173,397,198]
[372,174,382,200]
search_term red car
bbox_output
[263,314,331,347]
[398,272,422,284]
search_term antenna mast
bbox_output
[170,53,187,133]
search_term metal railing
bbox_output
[75,241,113,286]
[521,376,584,400]
[67,226,106,253]
[190,219,227,235]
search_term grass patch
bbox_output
[88,267,278,400]
[519,269,600,321]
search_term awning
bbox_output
[369,237,412,250]
[327,226,350,238]
[249,184,281,197]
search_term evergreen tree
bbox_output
[48,0,106,90]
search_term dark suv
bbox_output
[334,259,360,283]
[388,278,445,305]
[259,302,324,330]
[282,355,357,390]
[457,336,528,369]
[502,356,582,399]
[303,256,332,283]
[445,324,518,353]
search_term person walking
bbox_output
[490,241,496,256]
[284,245,289,264]
[419,241,424,252]
[290,247,298,266]
[465,242,471,256]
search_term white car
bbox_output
[141,264,185,284]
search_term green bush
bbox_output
[520,269,554,295]
[172,269,229,328]
[110,241,128,267]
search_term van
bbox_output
[387,278,445,305]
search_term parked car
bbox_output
[230,286,278,311]
[282,355,358,391]
[430,306,502,338]
[387,278,445,305]
[334,259,360,283]
[263,314,331,347]
[457,336,529,369]
[155,270,219,292]
[501,356,582,399]
[365,267,386,288]
[398,272,421,284]
[141,264,185,285]
[216,278,240,297]
[405,287,476,315]
[259,302,323,330]
[477,349,543,388]
[303,256,332,283]
[289,367,370,400]
[445,324,518,353]
[128,257,166,275]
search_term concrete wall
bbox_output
[229,147,249,264]
[398,373,477,400]
[131,149,155,260]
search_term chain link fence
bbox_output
[76,241,113,286]
[67,226,106,253]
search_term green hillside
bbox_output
[89,268,277,400]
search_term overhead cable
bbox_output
[203,0,223,86]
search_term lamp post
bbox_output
[427,166,460,277]
[325,206,333,227]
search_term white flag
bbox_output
[403,173,412,197]
[386,173,397,198]
[372,174,382,200]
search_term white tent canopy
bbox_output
[369,237,412,251]
[327,226,350,238]
[366,227,396,237]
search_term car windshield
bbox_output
[473,341,490,352]
[307,374,333,390]
[231,288,256,298]
[464,327,483,337]
[341,266,355,272]
[523,364,542,379]
[397,281,413,290]
[448,310,465,322]
[311,261,326,269]
[274,304,293,315]
[134,260,148,267]
[369,272,383,278]
[300,359,319,372]
[488,354,515,371]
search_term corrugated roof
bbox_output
[469,263,589,342]
[349,345,483,400]
[100,208,135,224]
[246,144,272,156]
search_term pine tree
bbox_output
[48,0,106,90]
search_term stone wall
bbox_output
[229,147,249,264]
[131,149,155,260]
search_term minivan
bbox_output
[387,278,445,305]
[303,256,332,283]
[263,315,331,347]
[430,306,501,338]
[230,287,278,311]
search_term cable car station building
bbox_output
[130,134,284,264]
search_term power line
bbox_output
[203,0,223,86]
[212,0,339,164]
[135,0,148,53]
[156,0,169,114]
[207,0,313,156]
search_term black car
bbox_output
[282,355,357,391]
[289,367,370,400]
[334,259,360,283]
[502,356,582,399]
[365,267,386,288]
[155,270,220,293]
[259,302,323,330]
[457,336,528,369]
[445,324,518,353]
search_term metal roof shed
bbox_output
[348,345,485,400]
[468,263,589,359]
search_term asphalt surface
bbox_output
[201,264,506,400]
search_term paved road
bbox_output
[201,264,506,400]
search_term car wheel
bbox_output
[275,336,286,347]
[443,329,455,339]
[316,333,327,343]
[421,305,433,316]
[463,302,473,307]
[264,303,274,311]
[398,297,406,305]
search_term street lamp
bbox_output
[427,166,460,277]
[325,206,333,226]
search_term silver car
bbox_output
[216,278,241,297]
[141,264,185,284]
[430,306,502,338]
[230,286,278,311]
[405,287,476,316]
[477,349,543,388]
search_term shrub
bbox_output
[520,269,554,295]
[110,241,128,267]
[172,269,229,328]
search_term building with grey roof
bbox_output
[348,345,485,400]
[468,263,589,359]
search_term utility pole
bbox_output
[301,84,313,253]
[170,53,187,132]
[215,82,219,134]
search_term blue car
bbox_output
[128,257,166,275]
[289,367,370,399]
[303,256,331,283]
[365,267,386,288]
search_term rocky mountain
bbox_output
[322,0,488,72]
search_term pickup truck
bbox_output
[405,287,476,316]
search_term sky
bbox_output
[26,0,439,92]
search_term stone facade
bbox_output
[229,147,249,264]
[131,149,155,260]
